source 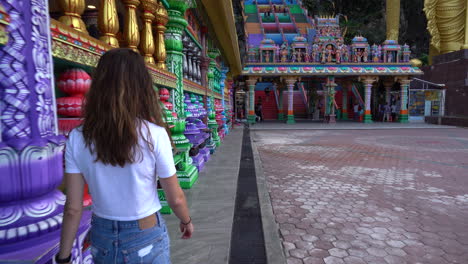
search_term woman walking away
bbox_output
[56,49,193,264]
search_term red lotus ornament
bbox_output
[159,88,170,101]
[58,68,91,96]
[56,96,84,117]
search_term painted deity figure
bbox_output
[335,48,341,64]
[356,50,363,62]
[264,51,271,63]
[280,48,288,62]
[304,51,310,62]
[312,44,319,62]
[311,48,317,62]
[321,47,327,64]
[326,45,334,63]
[363,48,368,63]
[291,50,297,62]
[297,50,303,62]
[387,52,393,63]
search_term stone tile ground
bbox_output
[253,129,468,264]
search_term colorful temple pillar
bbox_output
[398,78,411,123]
[362,76,378,123]
[165,0,198,189]
[246,78,257,124]
[326,76,337,123]
[220,67,229,134]
[0,0,90,262]
[165,0,191,117]
[286,77,296,124]
[207,47,220,147]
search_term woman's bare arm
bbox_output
[58,173,85,260]
[159,175,193,239]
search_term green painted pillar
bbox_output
[399,79,410,123]
[246,78,257,124]
[207,48,221,146]
[165,0,198,189]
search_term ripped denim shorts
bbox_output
[89,211,171,264]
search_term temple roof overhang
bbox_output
[200,0,242,76]
[242,63,424,77]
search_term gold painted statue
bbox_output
[424,0,468,55]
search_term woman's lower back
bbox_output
[89,212,171,264]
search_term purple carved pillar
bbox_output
[0,0,88,262]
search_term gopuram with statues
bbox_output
[240,0,438,124]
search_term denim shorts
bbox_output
[89,211,171,264]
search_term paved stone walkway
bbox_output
[253,128,468,264]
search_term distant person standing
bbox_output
[383,103,391,122]
[391,102,398,122]
[255,102,263,122]
[353,103,360,121]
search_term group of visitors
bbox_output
[379,102,399,122]
[352,102,400,122]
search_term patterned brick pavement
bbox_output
[253,129,468,264]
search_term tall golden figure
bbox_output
[140,0,157,64]
[98,0,120,47]
[386,0,400,41]
[58,0,88,33]
[122,0,141,52]
[154,1,169,70]
[424,0,467,54]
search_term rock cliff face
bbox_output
[302,0,430,59]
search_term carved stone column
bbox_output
[122,0,140,52]
[139,0,157,64]
[397,77,411,123]
[0,0,90,262]
[361,76,379,123]
[246,78,257,124]
[98,0,119,47]
[59,0,88,33]
[153,1,168,69]
[285,77,296,124]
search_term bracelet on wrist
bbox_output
[180,216,192,225]
[55,253,71,263]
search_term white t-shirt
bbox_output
[65,122,176,221]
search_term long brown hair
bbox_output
[82,48,168,167]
